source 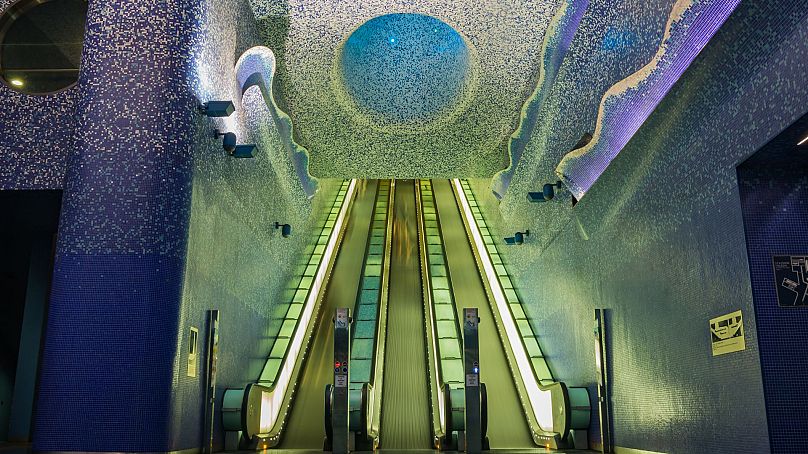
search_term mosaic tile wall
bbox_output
[2,0,335,450]
[178,0,341,447]
[738,160,808,453]
[469,1,808,452]
[1,0,805,451]
[0,0,78,190]
[250,0,561,178]
[490,0,588,199]
[497,0,692,246]
[555,0,739,199]
[31,0,204,449]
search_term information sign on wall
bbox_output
[710,310,745,356]
[772,255,808,307]
[187,326,198,377]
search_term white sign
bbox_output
[335,375,348,388]
[187,327,198,378]
[336,308,349,328]
[465,374,479,387]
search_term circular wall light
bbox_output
[0,0,88,94]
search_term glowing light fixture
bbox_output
[9,78,23,87]
[452,179,554,431]
[798,134,808,146]
[258,180,357,434]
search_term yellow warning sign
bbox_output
[710,310,745,356]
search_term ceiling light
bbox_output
[9,79,23,87]
[798,134,808,146]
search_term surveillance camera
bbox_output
[215,131,237,153]
[275,222,292,238]
[504,230,530,245]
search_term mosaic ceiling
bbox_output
[249,0,739,193]
[251,0,561,178]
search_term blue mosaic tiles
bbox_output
[556,0,740,199]
[0,0,79,190]
[33,0,206,448]
[35,254,183,451]
[0,0,805,452]
[738,129,808,453]
[19,0,338,450]
[491,0,588,200]
[340,14,470,123]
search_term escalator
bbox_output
[278,180,381,448]
[223,178,587,451]
[431,179,534,448]
[379,179,432,449]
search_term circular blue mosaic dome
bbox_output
[341,14,470,123]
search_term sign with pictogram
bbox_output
[710,310,745,356]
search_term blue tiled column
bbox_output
[32,1,203,451]
[738,164,808,453]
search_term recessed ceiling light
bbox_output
[798,134,808,146]
[9,78,23,87]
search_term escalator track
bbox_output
[379,180,433,449]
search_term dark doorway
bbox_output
[0,190,61,442]
[737,111,808,453]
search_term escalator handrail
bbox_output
[256,181,351,388]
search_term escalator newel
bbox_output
[463,308,489,452]
[326,308,352,453]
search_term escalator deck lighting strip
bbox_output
[452,179,555,432]
[258,179,358,434]
[456,180,556,383]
